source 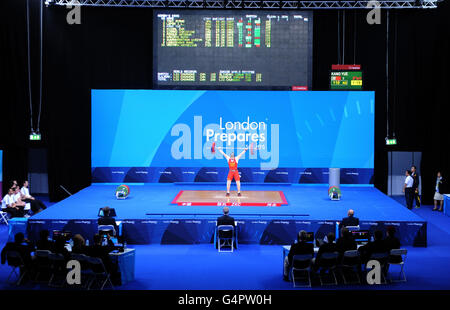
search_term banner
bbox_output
[92,90,375,184]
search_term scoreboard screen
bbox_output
[330,71,363,90]
[153,10,313,89]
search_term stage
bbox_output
[25,183,427,246]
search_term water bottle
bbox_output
[86,239,89,246]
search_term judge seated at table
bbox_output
[338,209,359,231]
[217,207,235,227]
[98,206,118,236]
[283,230,314,281]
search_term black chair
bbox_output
[368,252,389,284]
[48,253,67,287]
[340,250,361,284]
[317,252,339,286]
[86,257,114,290]
[71,253,95,289]
[5,251,28,285]
[388,249,407,282]
[217,225,235,252]
[34,250,52,283]
[291,254,313,288]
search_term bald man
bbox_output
[217,207,235,227]
[340,209,359,230]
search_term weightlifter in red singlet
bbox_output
[217,146,248,197]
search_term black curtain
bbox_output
[1,1,449,202]
[0,0,36,192]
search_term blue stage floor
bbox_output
[24,184,426,246]
[33,183,423,222]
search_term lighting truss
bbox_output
[48,0,439,9]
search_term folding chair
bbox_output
[71,253,94,289]
[0,210,9,225]
[217,225,235,253]
[341,250,362,284]
[388,249,407,282]
[317,252,339,286]
[5,251,28,285]
[48,253,67,287]
[291,254,313,288]
[86,257,114,290]
[368,252,389,284]
[34,250,52,283]
[98,225,116,237]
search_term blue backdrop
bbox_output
[91,90,374,184]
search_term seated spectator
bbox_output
[21,180,47,214]
[98,206,118,236]
[385,226,401,251]
[36,230,54,252]
[88,234,120,284]
[385,226,402,264]
[52,235,71,261]
[1,232,34,270]
[2,188,24,218]
[314,233,337,271]
[339,209,359,231]
[283,230,314,281]
[88,234,115,266]
[12,186,27,216]
[336,227,357,261]
[72,234,89,255]
[358,230,387,264]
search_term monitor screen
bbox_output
[153,10,313,89]
[352,230,370,241]
[52,230,72,241]
[98,208,117,217]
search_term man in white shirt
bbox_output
[2,188,24,218]
[21,180,47,213]
[403,170,414,210]
[12,186,27,212]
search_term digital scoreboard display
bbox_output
[330,71,363,90]
[153,10,313,89]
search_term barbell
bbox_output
[211,142,263,155]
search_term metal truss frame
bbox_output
[49,0,439,9]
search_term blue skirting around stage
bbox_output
[23,184,427,246]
